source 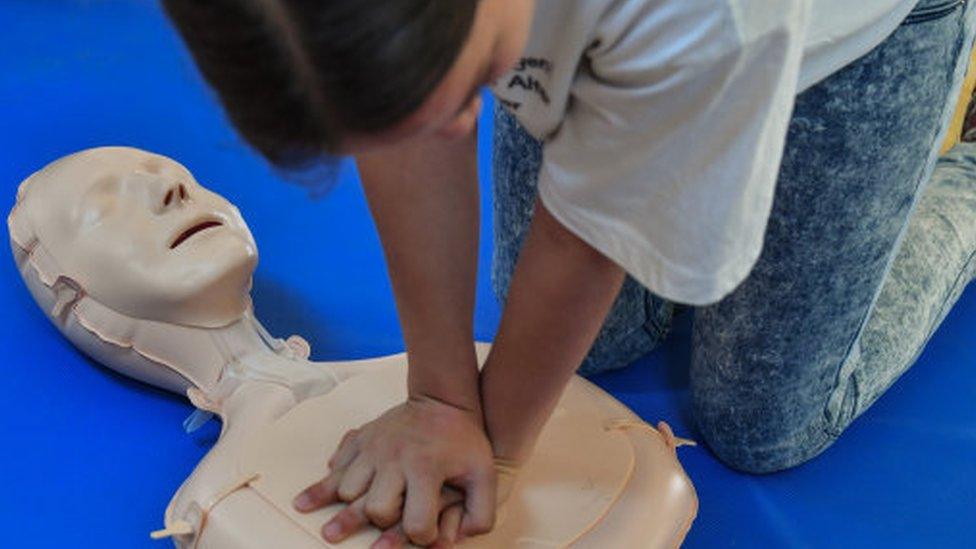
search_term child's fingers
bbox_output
[439,485,465,508]
[366,486,464,548]
[402,472,443,546]
[363,469,406,529]
[459,468,497,536]
[328,428,361,471]
[337,456,376,502]
[296,431,363,512]
[322,497,369,543]
[293,473,342,513]
[433,503,464,548]
[371,524,407,549]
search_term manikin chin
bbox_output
[8,147,697,548]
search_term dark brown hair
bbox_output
[162,0,478,168]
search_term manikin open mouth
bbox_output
[170,220,223,249]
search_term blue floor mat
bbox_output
[0,2,973,547]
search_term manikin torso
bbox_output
[8,147,697,548]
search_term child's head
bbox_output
[162,0,532,166]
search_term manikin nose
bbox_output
[160,182,189,211]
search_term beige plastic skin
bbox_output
[8,147,698,548]
[12,147,257,329]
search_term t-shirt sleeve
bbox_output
[537,0,810,305]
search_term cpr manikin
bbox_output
[8,147,697,548]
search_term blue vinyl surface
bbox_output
[0,2,973,547]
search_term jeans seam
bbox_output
[824,375,860,439]
[821,7,973,438]
[903,0,966,25]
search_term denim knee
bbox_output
[689,0,976,474]
[690,371,840,474]
[689,322,854,474]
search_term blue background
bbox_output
[0,2,973,547]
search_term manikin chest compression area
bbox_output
[8,147,698,548]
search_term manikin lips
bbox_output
[170,220,223,249]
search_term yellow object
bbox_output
[941,48,976,154]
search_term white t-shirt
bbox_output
[489,0,916,305]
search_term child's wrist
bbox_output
[490,434,534,466]
[407,388,483,421]
[406,351,484,418]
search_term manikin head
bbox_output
[9,147,320,399]
[10,147,257,328]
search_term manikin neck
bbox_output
[179,310,342,416]
[15,245,347,420]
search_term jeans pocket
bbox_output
[903,0,966,25]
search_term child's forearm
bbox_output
[480,199,626,463]
[357,132,482,414]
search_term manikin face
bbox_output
[17,147,257,328]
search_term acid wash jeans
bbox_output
[492,0,976,473]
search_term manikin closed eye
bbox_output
[14,147,257,328]
[9,147,697,549]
